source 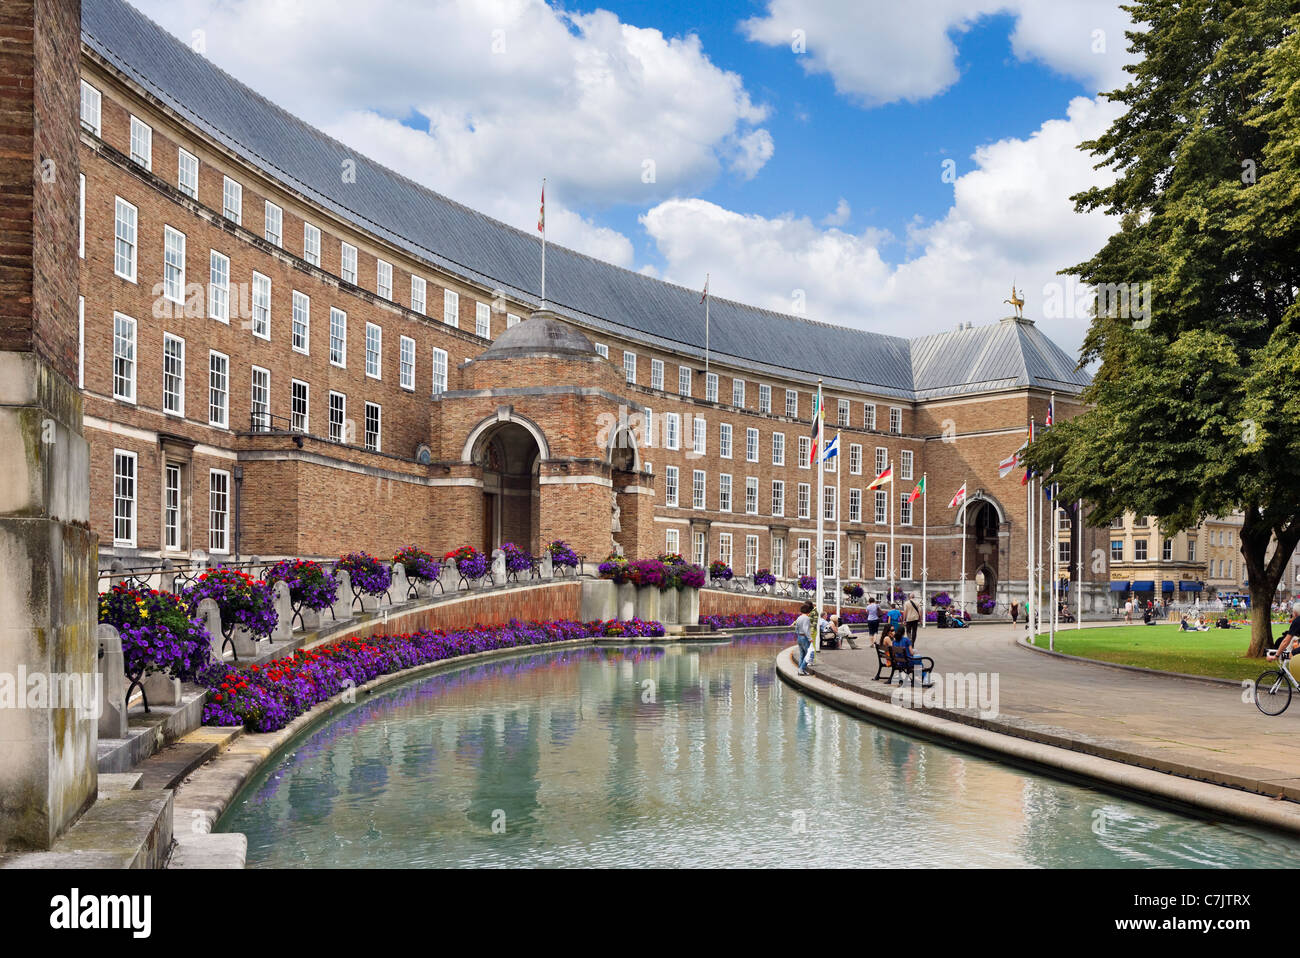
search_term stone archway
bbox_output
[469,420,543,554]
[608,425,642,558]
[961,498,1002,597]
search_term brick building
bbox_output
[74,0,1107,610]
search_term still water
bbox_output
[220,633,1300,867]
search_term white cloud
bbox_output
[740,0,1134,105]
[821,198,851,227]
[641,96,1125,356]
[129,0,772,260]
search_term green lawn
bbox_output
[1030,623,1289,683]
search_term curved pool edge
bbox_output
[777,646,1300,837]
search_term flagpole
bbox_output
[889,459,896,607]
[704,273,710,379]
[1026,417,1035,635]
[835,430,842,620]
[1036,475,1044,640]
[1077,498,1084,629]
[814,380,824,652]
[960,478,967,617]
[539,178,547,309]
[921,472,928,629]
[1050,493,1058,651]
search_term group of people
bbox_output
[792,594,928,685]
[1123,598,1160,625]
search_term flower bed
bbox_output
[336,551,393,596]
[200,617,664,732]
[444,545,489,580]
[184,568,279,641]
[266,559,339,611]
[699,609,877,630]
[392,546,440,583]
[98,584,212,689]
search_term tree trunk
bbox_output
[1241,510,1300,658]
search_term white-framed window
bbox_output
[443,288,459,327]
[875,490,887,524]
[364,401,381,452]
[666,528,680,554]
[901,450,913,481]
[890,407,902,434]
[291,290,310,353]
[129,115,152,169]
[376,259,393,299]
[900,493,912,526]
[746,427,759,462]
[1187,540,1196,562]
[706,373,718,403]
[798,436,810,469]
[80,80,101,135]
[838,399,850,427]
[432,347,448,395]
[849,443,862,475]
[824,539,838,590]
[677,366,692,397]
[874,543,887,579]
[694,531,707,567]
[1135,539,1148,561]
[797,482,810,519]
[222,177,242,224]
[875,446,888,476]
[162,333,184,415]
[177,149,198,199]
[164,463,182,551]
[208,350,229,427]
[78,296,83,388]
[772,432,785,466]
[771,480,785,517]
[399,335,415,390]
[719,423,732,459]
[900,543,913,580]
[162,226,186,304]
[643,408,654,448]
[785,389,798,418]
[113,450,137,546]
[864,403,876,431]
[365,322,382,378]
[291,379,309,432]
[824,485,836,522]
[113,197,137,281]
[112,312,136,402]
[504,312,519,329]
[80,174,85,258]
[251,366,270,431]
[411,275,426,314]
[692,417,706,456]
[251,271,271,340]
[209,469,230,553]
[773,536,786,577]
[745,476,758,514]
[732,379,745,408]
[797,538,811,577]
[664,465,679,507]
[329,307,346,367]
[623,351,637,384]
[264,201,282,247]
[718,533,733,569]
[303,222,321,266]
[663,412,681,450]
[849,488,861,523]
[340,242,357,284]
[758,384,771,414]
[850,541,862,579]
[692,469,706,510]
[595,343,608,359]
[651,359,664,391]
[208,250,230,322]
[475,301,491,338]
[328,391,346,443]
[1063,541,1075,564]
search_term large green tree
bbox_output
[1026,1,1300,656]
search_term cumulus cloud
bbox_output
[740,0,1134,105]
[642,96,1125,356]
[129,0,772,261]
[821,198,851,227]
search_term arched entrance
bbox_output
[961,496,1003,598]
[608,424,641,557]
[469,420,543,554]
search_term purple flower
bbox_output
[336,552,393,596]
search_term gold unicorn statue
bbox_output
[1004,284,1025,318]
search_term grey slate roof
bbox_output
[82,0,1090,402]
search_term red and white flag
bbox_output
[700,274,709,305]
[537,180,545,234]
[948,483,967,509]
[999,441,1026,479]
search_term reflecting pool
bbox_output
[219,633,1300,867]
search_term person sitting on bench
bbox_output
[831,613,859,650]
[894,628,933,688]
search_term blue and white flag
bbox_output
[823,432,840,460]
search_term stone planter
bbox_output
[660,587,679,625]
[635,584,661,623]
[617,582,636,621]
[680,586,701,625]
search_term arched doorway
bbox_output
[608,424,640,557]
[962,497,1002,598]
[470,421,543,554]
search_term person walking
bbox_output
[794,601,815,675]
[1010,600,1019,628]
[903,592,922,643]
[1124,598,1133,625]
[865,595,881,640]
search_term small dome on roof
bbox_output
[479,310,596,360]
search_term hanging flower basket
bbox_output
[443,546,489,583]
[183,567,278,661]
[547,540,580,569]
[266,558,339,629]
[708,560,734,581]
[336,551,394,608]
[99,584,212,711]
[798,574,817,592]
[754,569,776,588]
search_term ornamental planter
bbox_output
[617,582,636,621]
[660,587,680,625]
[635,584,661,623]
[680,586,700,625]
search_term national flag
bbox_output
[700,275,709,305]
[823,433,840,460]
[867,465,893,490]
[999,452,1019,479]
[908,475,926,504]
[948,483,967,509]
[809,389,821,437]
[1045,397,1054,428]
[537,181,545,234]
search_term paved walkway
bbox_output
[807,622,1300,803]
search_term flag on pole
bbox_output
[537,181,545,233]
[999,451,1020,479]
[867,465,893,490]
[1046,396,1055,427]
[700,275,709,304]
[809,390,821,437]
[948,482,967,509]
[908,475,925,504]
[823,433,840,460]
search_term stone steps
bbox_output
[134,725,244,792]
[97,686,207,774]
[0,789,173,870]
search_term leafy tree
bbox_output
[1026,1,1300,656]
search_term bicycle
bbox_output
[1254,649,1299,716]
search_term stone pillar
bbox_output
[96,625,128,741]
[0,0,96,852]
[438,563,459,594]
[660,588,679,625]
[680,587,700,625]
[635,585,661,623]
[540,551,554,579]
[271,580,293,639]
[197,598,224,661]
[140,671,182,708]
[231,626,260,659]
[390,562,410,603]
[332,570,354,622]
[617,582,636,621]
[490,549,506,585]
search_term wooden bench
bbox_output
[872,643,894,681]
[886,645,934,688]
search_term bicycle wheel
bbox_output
[1254,670,1293,716]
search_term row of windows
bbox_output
[660,528,918,580]
[659,467,916,523]
[1109,539,1196,563]
[88,81,518,340]
[113,450,231,553]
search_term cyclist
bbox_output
[1266,602,1300,659]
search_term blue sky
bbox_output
[130,0,1137,356]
